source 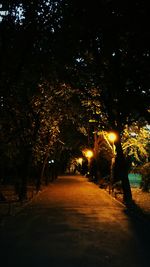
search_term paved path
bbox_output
[0,175,149,267]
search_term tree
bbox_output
[1,1,149,205]
[53,0,150,204]
[122,122,150,165]
[0,0,66,197]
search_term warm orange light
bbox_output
[108,132,117,142]
[77,157,83,164]
[84,149,94,159]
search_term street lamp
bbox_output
[108,132,117,193]
[76,157,83,174]
[108,132,117,150]
[83,149,94,177]
[84,150,93,160]
[77,157,83,165]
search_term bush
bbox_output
[139,162,150,192]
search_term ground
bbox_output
[0,179,150,219]
[131,188,150,214]
[0,175,150,267]
[106,185,150,217]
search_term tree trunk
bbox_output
[115,132,132,205]
[19,175,27,202]
[18,156,29,201]
[41,152,49,183]
[17,145,32,201]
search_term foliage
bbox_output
[122,122,150,164]
[93,124,150,180]
[57,0,150,130]
[31,82,62,165]
[138,162,150,192]
[0,0,150,204]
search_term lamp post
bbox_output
[77,157,83,165]
[83,149,94,177]
[76,157,83,174]
[108,132,117,193]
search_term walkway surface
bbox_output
[0,175,149,267]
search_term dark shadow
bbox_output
[123,201,150,266]
[124,200,150,222]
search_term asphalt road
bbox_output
[0,175,149,267]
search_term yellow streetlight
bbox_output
[108,132,117,143]
[84,149,94,159]
[76,157,83,165]
[108,132,117,154]
[83,149,94,177]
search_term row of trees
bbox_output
[0,1,150,204]
[92,124,150,183]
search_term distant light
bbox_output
[108,132,117,142]
[89,119,97,123]
[49,160,54,164]
[77,158,83,165]
[112,52,116,56]
[75,57,84,63]
[83,149,94,159]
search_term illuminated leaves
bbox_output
[122,123,150,163]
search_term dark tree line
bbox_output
[0,0,149,204]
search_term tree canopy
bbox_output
[0,0,150,201]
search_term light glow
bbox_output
[77,158,83,165]
[83,149,94,159]
[108,132,117,142]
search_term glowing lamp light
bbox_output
[77,158,83,165]
[48,159,54,164]
[108,132,117,143]
[84,149,94,159]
